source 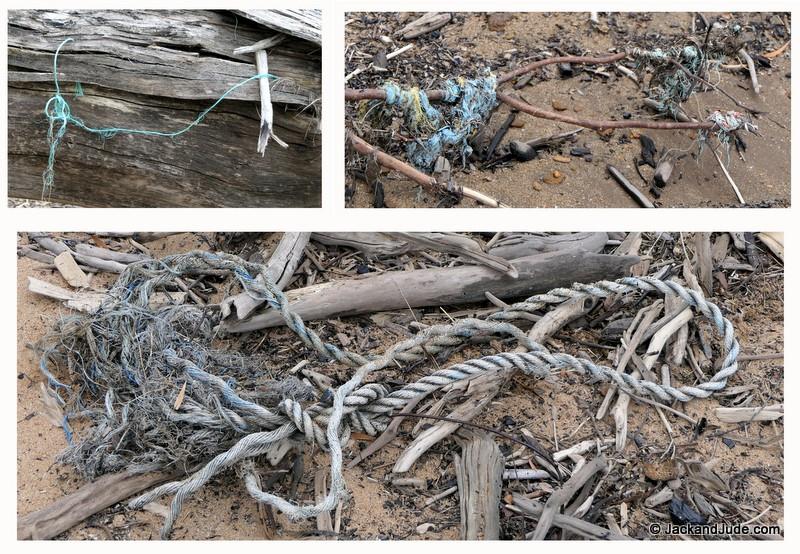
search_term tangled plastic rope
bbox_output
[39,250,740,538]
[43,38,276,198]
[380,73,497,170]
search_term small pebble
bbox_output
[543,170,565,185]
[551,99,569,111]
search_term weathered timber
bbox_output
[233,10,322,46]
[18,470,177,540]
[454,430,504,540]
[221,250,639,332]
[8,10,321,207]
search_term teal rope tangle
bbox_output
[379,73,497,170]
[43,38,277,198]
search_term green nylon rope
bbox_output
[43,37,276,198]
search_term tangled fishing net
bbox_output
[38,250,741,538]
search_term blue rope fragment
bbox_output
[43,38,277,198]
[379,74,497,171]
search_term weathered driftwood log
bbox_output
[310,232,607,260]
[8,10,321,207]
[454,430,504,540]
[18,470,176,540]
[486,232,608,259]
[221,250,638,332]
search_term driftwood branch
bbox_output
[9,9,321,207]
[348,133,508,207]
[497,92,714,131]
[220,250,639,332]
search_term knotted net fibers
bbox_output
[37,250,740,537]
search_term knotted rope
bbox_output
[43,38,276,198]
[39,250,740,538]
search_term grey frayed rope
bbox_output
[38,250,739,537]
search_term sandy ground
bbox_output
[17,233,784,539]
[345,12,791,208]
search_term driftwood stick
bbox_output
[18,246,56,265]
[314,470,334,538]
[18,470,176,540]
[53,251,90,288]
[220,250,639,332]
[396,12,452,40]
[669,59,761,113]
[73,243,148,264]
[606,165,656,208]
[498,53,627,84]
[30,235,128,273]
[344,44,414,82]
[496,93,714,131]
[454,430,504,540]
[348,133,508,207]
[531,456,608,540]
[254,49,288,153]
[737,48,761,95]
